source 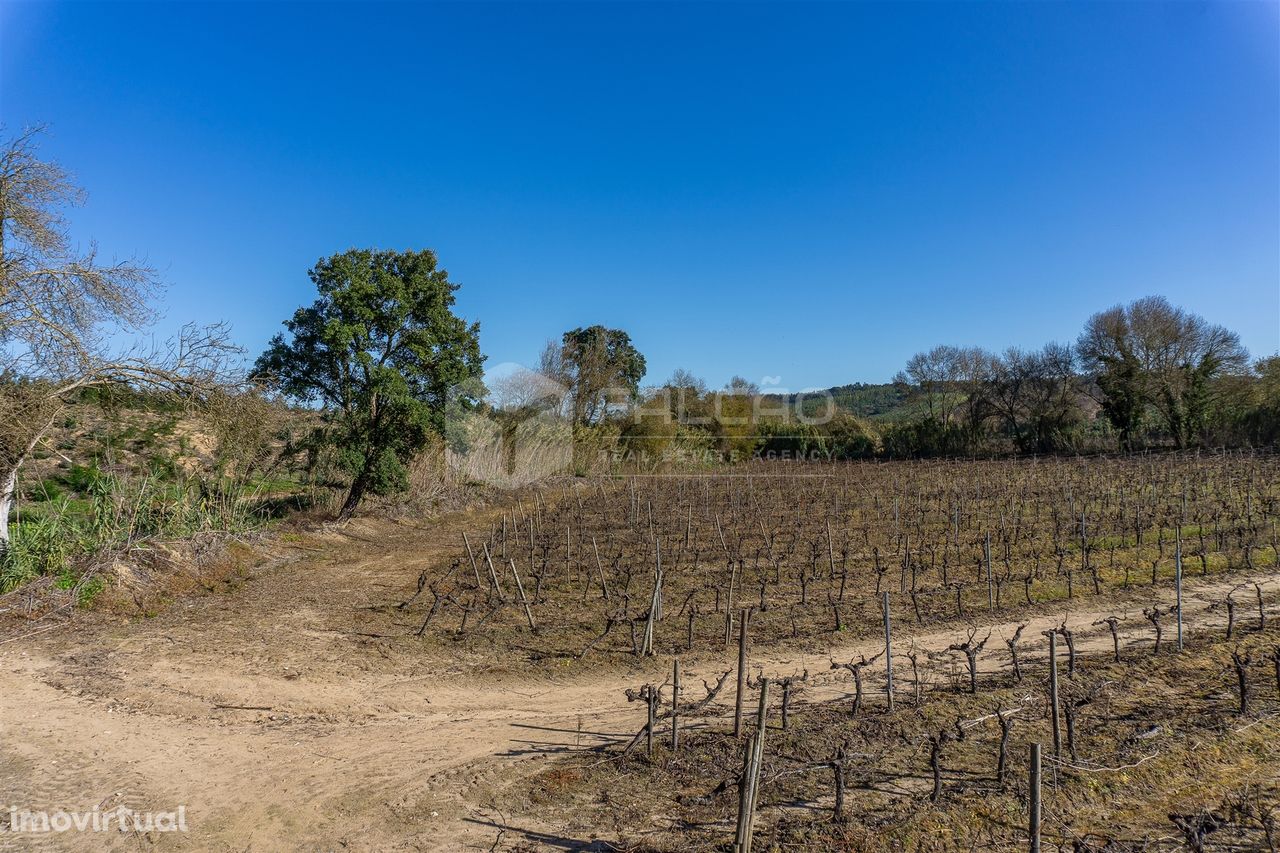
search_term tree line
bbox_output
[517,296,1277,466]
[885,298,1277,458]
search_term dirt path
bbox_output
[0,510,1274,852]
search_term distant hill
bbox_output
[773,382,926,423]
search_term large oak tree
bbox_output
[254,249,484,520]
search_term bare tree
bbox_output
[1079,296,1248,449]
[900,345,965,427]
[989,344,1084,454]
[0,126,236,554]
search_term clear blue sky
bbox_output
[3,1,1277,390]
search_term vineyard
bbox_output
[399,451,1280,850]
[6,12,1277,850]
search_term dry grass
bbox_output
[524,624,1280,851]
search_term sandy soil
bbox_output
[0,508,1273,852]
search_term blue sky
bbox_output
[3,1,1277,390]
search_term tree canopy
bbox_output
[548,325,646,424]
[1079,296,1247,449]
[254,248,483,519]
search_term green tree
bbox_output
[550,325,646,424]
[254,249,483,520]
[713,376,761,461]
[824,413,879,459]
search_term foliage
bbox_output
[549,325,647,424]
[881,296,1268,458]
[0,466,263,597]
[823,412,879,458]
[253,248,484,519]
[1079,296,1248,449]
[620,394,679,464]
[881,416,968,459]
[810,382,910,419]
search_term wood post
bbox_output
[734,678,769,852]
[734,608,751,738]
[985,531,994,611]
[508,559,537,631]
[481,542,504,600]
[462,531,483,589]
[591,535,609,600]
[1029,742,1042,853]
[1048,632,1061,759]
[754,675,769,733]
[646,685,656,759]
[882,591,894,712]
[671,659,681,751]
[1175,534,1184,652]
[653,538,664,621]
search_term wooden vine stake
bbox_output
[461,531,483,588]
[882,591,894,712]
[642,547,663,656]
[480,542,505,601]
[671,658,681,751]
[646,684,657,758]
[1029,742,1042,853]
[1175,533,1184,652]
[1047,631,1062,759]
[507,559,536,631]
[985,531,995,611]
[734,608,751,738]
[734,678,769,853]
[591,535,610,600]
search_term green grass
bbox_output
[25,477,67,503]
[246,474,306,493]
[53,569,105,607]
[2,470,267,600]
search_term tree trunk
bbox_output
[0,467,17,557]
[337,472,369,522]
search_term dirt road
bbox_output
[0,510,1273,852]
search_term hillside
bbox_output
[772,381,928,423]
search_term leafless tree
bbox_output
[988,343,1084,454]
[1079,296,1248,449]
[899,345,965,426]
[0,126,237,553]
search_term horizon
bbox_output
[3,1,1278,388]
